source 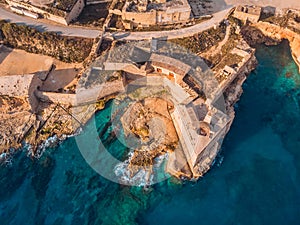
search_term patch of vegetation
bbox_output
[228,15,243,27]
[206,24,241,68]
[114,1,125,10]
[169,23,226,53]
[261,12,300,35]
[261,11,295,27]
[0,20,93,63]
[132,17,210,32]
[73,3,110,27]
[97,39,112,55]
[214,53,243,74]
[220,34,239,56]
[95,99,105,110]
[40,127,52,135]
[109,14,124,30]
[262,15,290,27]
[129,88,142,99]
[40,6,66,17]
[53,0,78,12]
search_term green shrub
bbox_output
[0,20,93,63]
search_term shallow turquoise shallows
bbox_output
[1,41,300,225]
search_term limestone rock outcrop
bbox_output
[242,21,300,72]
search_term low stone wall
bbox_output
[65,0,85,23]
[86,34,103,61]
[76,80,125,105]
[35,90,77,105]
[35,80,125,106]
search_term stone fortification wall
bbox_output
[35,90,77,105]
[76,80,125,105]
[36,80,125,106]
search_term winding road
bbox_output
[111,8,233,40]
[1,1,300,40]
[0,5,232,40]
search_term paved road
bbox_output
[0,4,232,40]
[2,0,300,41]
[0,7,101,38]
[111,8,233,40]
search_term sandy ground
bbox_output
[0,45,80,76]
[0,45,81,91]
[0,45,53,76]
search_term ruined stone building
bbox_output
[121,0,191,28]
[233,5,262,24]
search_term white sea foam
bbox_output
[114,151,169,186]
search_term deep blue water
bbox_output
[1,41,300,225]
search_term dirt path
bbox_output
[200,24,232,58]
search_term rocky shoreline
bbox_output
[0,93,109,159]
[1,7,300,183]
[241,20,300,73]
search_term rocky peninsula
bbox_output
[1,4,300,183]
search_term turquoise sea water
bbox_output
[1,41,300,225]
